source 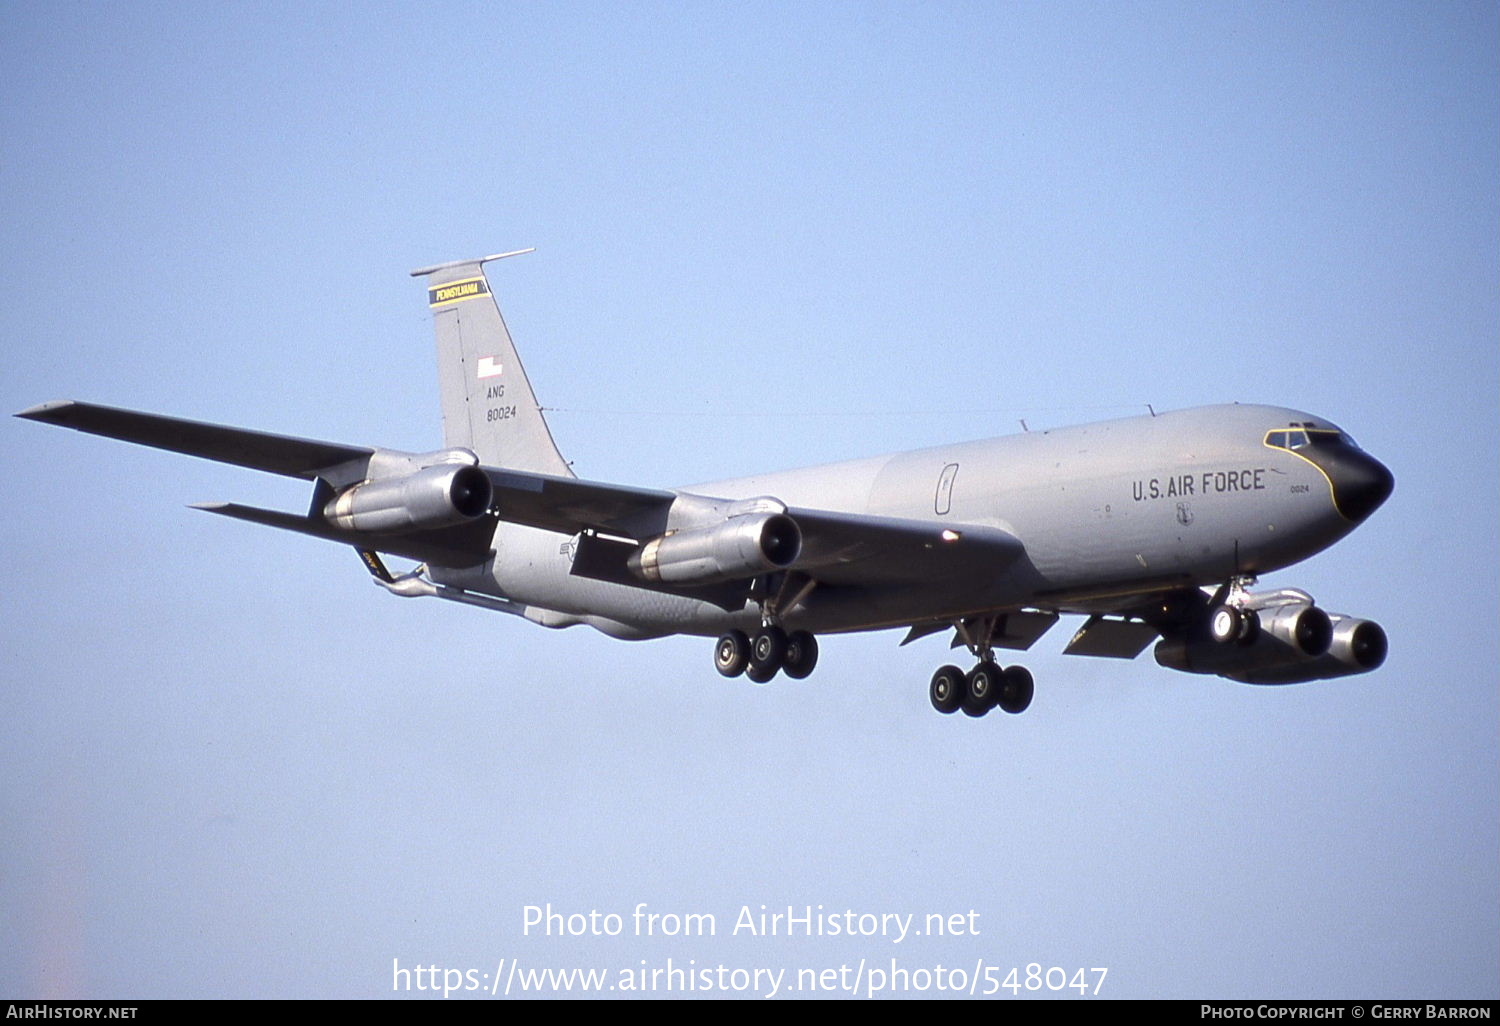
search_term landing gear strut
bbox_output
[928,615,1035,717]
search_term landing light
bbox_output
[941,529,961,542]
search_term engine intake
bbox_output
[627,513,802,585]
[324,464,493,533]
[1333,617,1388,671]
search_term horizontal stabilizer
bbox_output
[17,401,372,482]
[409,249,535,277]
[192,502,494,567]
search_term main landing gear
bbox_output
[715,573,820,684]
[929,616,1034,717]
[714,626,819,684]
[929,661,1033,717]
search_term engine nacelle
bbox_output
[627,513,802,585]
[1220,615,1388,685]
[1155,602,1333,680]
[324,464,493,533]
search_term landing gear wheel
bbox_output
[1236,609,1261,645]
[782,631,818,679]
[1209,604,1242,644]
[962,661,1001,717]
[996,665,1034,715]
[929,664,965,714]
[714,630,750,677]
[745,661,777,684]
[749,626,787,678]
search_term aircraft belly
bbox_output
[473,523,745,634]
[460,521,1029,639]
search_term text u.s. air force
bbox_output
[1133,468,1269,503]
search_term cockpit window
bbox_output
[1265,427,1360,452]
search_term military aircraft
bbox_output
[17,251,1394,718]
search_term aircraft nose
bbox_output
[1332,450,1394,523]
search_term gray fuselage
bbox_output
[439,403,1371,640]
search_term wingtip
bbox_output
[14,400,76,420]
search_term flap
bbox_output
[1063,615,1160,658]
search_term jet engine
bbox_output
[1155,586,1388,684]
[627,512,802,585]
[1217,615,1388,684]
[323,463,493,533]
[1155,600,1330,678]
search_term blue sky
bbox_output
[2,1,1495,999]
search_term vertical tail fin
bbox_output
[411,250,573,478]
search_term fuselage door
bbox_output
[935,462,959,515]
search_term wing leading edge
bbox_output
[16,400,373,480]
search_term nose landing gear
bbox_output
[1207,575,1263,646]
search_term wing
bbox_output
[476,469,1028,611]
[476,469,1028,587]
[481,467,676,538]
[16,400,372,480]
[16,400,501,566]
[191,501,502,568]
[17,400,1026,591]
[788,507,1024,586]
